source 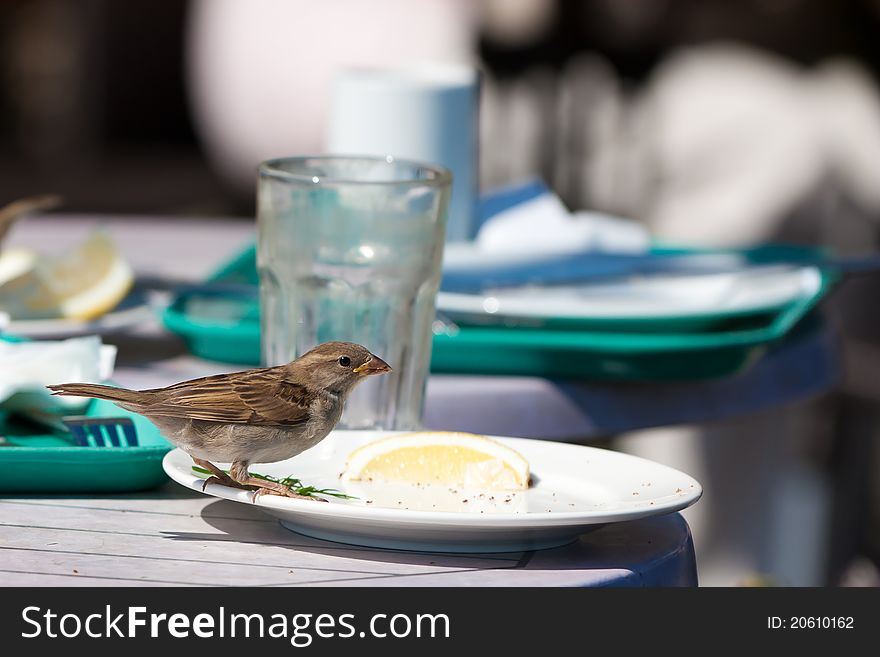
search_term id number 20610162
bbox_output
[768,617,854,630]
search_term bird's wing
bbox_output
[143,369,313,426]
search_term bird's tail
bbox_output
[47,382,144,405]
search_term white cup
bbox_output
[327,63,479,242]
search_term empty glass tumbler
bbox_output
[257,156,451,430]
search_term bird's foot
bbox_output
[201,475,256,492]
[251,483,328,503]
[228,461,329,503]
[193,458,252,492]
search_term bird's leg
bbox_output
[229,460,327,503]
[193,457,254,492]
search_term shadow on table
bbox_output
[159,499,696,584]
[157,500,524,570]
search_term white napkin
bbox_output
[475,191,650,258]
[440,184,652,291]
[0,336,117,411]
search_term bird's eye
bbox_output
[337,356,351,367]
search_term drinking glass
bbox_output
[257,155,451,430]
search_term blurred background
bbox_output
[2,0,880,586]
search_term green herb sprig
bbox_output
[191,466,356,500]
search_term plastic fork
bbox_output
[62,416,139,447]
[3,410,139,447]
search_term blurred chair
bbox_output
[604,44,880,585]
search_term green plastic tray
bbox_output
[0,397,172,493]
[431,308,824,380]
[161,243,836,380]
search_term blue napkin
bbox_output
[441,181,655,293]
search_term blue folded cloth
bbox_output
[475,179,549,231]
[442,181,654,293]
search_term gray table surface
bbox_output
[0,486,696,587]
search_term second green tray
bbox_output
[161,244,835,381]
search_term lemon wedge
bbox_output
[0,231,133,320]
[0,246,37,286]
[341,431,531,491]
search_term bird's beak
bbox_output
[353,356,392,375]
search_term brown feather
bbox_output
[139,367,313,426]
[47,383,152,405]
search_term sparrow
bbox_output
[48,341,391,501]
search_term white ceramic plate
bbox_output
[163,430,702,553]
[437,265,822,323]
[5,289,153,338]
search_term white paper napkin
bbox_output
[476,192,650,257]
[0,335,117,411]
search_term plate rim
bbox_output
[6,302,154,337]
[436,266,822,322]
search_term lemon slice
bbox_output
[0,246,36,287]
[341,431,530,491]
[0,231,133,320]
